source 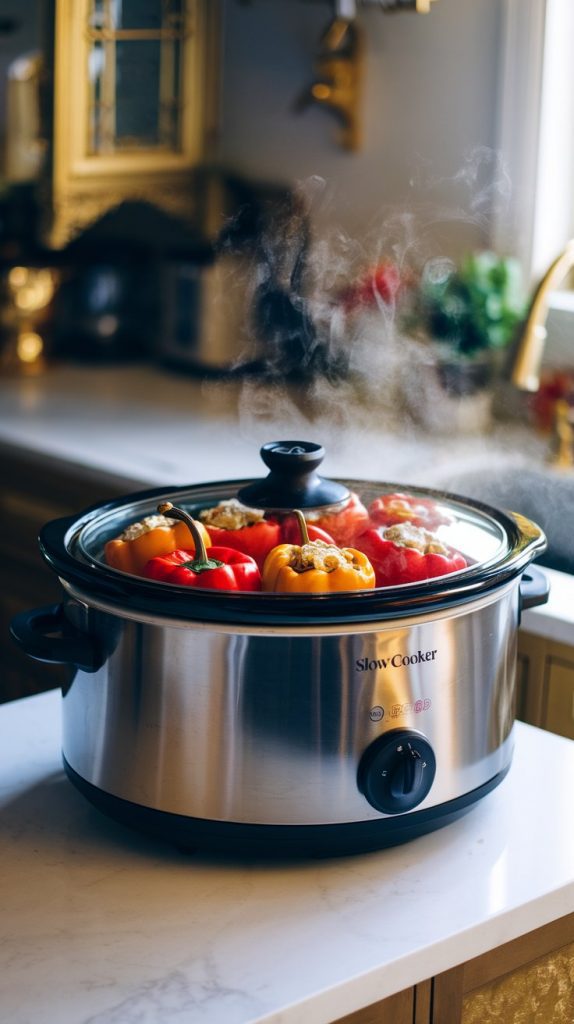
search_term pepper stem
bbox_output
[293,509,310,546]
[157,502,223,573]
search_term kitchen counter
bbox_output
[1,690,574,1024]
[0,362,550,489]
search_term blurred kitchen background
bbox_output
[0,0,573,426]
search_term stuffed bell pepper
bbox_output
[356,522,467,587]
[368,492,453,532]
[104,512,210,578]
[143,503,261,591]
[306,491,370,547]
[262,509,375,594]
[198,499,282,570]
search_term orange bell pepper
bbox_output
[262,510,375,594]
[104,512,210,578]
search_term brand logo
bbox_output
[368,698,432,722]
[390,699,432,717]
[355,649,437,672]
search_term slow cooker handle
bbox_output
[519,566,550,611]
[10,604,102,672]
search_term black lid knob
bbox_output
[237,440,350,511]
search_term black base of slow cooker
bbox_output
[64,758,511,859]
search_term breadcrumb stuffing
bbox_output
[120,515,177,541]
[199,499,265,530]
[384,523,448,555]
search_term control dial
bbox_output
[358,729,436,814]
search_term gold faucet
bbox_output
[511,240,574,466]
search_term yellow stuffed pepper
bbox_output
[262,509,375,594]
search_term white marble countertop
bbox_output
[1,690,574,1024]
[0,363,551,488]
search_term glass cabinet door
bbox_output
[87,0,186,155]
[48,0,219,245]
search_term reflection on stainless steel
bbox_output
[62,580,518,826]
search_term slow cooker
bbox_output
[11,440,549,857]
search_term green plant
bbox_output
[409,251,527,358]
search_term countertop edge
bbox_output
[268,895,574,1024]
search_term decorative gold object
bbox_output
[510,239,574,468]
[511,240,574,393]
[45,0,220,247]
[0,266,58,375]
[552,398,574,469]
[294,16,363,151]
[295,0,437,151]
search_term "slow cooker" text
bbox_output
[355,649,438,671]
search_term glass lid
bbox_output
[38,440,546,622]
[75,477,508,582]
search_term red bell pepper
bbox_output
[144,546,261,591]
[144,503,261,591]
[356,523,467,587]
[279,513,336,547]
[368,492,453,532]
[199,499,282,570]
[308,492,370,547]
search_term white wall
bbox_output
[219,0,505,258]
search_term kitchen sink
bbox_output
[437,465,574,576]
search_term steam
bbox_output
[205,147,521,477]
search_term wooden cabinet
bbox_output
[433,912,574,1024]
[336,987,421,1024]
[333,913,574,1024]
[0,444,130,703]
[518,630,574,739]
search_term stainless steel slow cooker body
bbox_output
[11,459,549,857]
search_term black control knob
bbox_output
[358,730,436,814]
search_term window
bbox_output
[495,0,574,369]
[496,0,574,282]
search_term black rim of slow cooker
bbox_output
[38,478,547,625]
